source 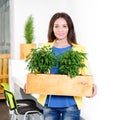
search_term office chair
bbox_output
[0,83,43,120]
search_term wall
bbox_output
[9,0,120,120]
[10,0,69,59]
[68,1,120,120]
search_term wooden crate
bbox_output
[0,54,10,99]
[26,73,93,96]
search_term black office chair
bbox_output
[0,83,43,120]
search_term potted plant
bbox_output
[25,46,93,96]
[25,46,57,74]
[20,15,36,59]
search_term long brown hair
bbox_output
[48,12,77,44]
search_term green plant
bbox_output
[24,15,34,43]
[25,46,57,74]
[25,45,87,78]
[58,50,87,78]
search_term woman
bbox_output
[37,12,97,120]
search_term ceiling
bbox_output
[0,0,8,7]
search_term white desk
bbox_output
[9,59,39,99]
[13,76,39,98]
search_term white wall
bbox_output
[82,0,120,120]
[10,0,69,59]
[10,0,120,120]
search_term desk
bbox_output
[13,76,39,99]
[9,59,39,98]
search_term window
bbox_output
[0,0,10,53]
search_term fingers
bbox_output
[86,84,97,98]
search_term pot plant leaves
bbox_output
[26,46,87,78]
[58,49,87,78]
[25,46,57,74]
[24,15,34,43]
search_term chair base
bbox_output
[10,111,43,120]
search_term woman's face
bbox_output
[53,18,69,41]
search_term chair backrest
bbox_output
[0,83,18,110]
[0,82,10,91]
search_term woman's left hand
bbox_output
[86,84,97,98]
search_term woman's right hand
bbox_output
[86,84,97,98]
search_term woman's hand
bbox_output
[86,84,97,98]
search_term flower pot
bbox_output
[20,43,36,59]
[26,73,93,96]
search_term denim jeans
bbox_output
[43,105,80,120]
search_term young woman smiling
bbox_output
[37,12,97,120]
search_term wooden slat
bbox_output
[0,93,5,99]
[0,54,10,99]
[0,88,4,93]
[26,73,93,96]
[0,54,10,58]
[0,75,8,79]
[0,59,2,75]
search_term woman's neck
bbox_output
[54,39,70,48]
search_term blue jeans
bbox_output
[43,105,80,120]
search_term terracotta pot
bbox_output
[20,43,36,59]
[26,73,93,96]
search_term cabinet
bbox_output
[0,54,10,99]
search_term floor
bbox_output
[0,99,9,120]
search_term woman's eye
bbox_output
[54,25,58,28]
[54,25,68,28]
[63,25,67,27]
[63,25,68,28]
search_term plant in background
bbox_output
[24,15,34,43]
[25,46,57,74]
[58,50,87,78]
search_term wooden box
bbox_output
[26,73,93,96]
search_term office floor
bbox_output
[0,99,9,120]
